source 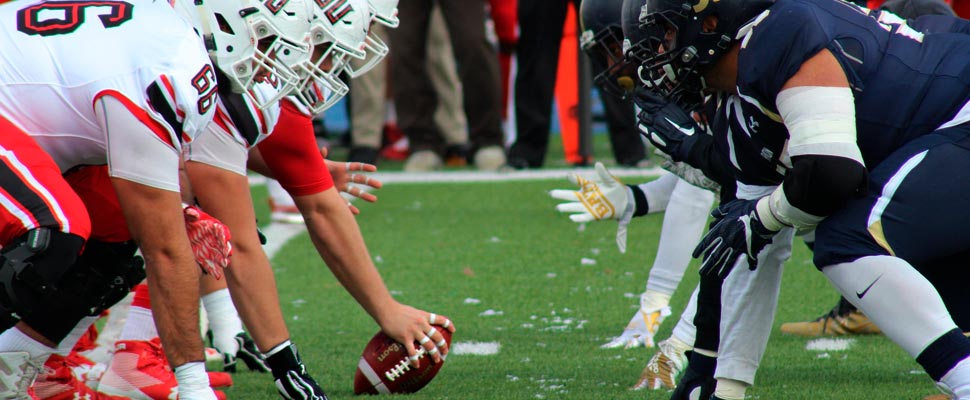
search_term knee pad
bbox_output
[0,228,85,328]
[20,239,145,343]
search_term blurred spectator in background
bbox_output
[390,0,506,172]
[487,0,517,126]
[348,6,471,166]
[508,0,645,169]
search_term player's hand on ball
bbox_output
[377,303,455,368]
[550,162,636,253]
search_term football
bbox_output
[353,327,452,395]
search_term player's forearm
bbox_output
[142,248,205,367]
[294,189,397,324]
[112,178,205,367]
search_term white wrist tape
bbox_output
[756,187,825,231]
[777,86,864,163]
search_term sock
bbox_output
[54,315,99,356]
[640,290,671,312]
[0,327,55,366]
[918,329,970,381]
[202,289,243,356]
[85,291,134,365]
[646,179,716,295]
[714,378,749,400]
[174,361,216,400]
[119,284,159,341]
[940,357,970,398]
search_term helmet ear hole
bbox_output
[214,13,234,34]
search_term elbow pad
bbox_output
[785,154,867,216]
[758,154,867,231]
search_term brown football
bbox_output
[353,327,452,395]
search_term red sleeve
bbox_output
[255,101,334,196]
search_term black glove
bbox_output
[265,342,329,400]
[669,352,716,400]
[693,198,777,279]
[633,88,704,162]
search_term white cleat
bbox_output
[601,306,672,349]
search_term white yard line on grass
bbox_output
[806,338,854,351]
[249,167,665,186]
[450,341,501,356]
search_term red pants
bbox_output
[0,116,90,245]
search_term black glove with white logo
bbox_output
[633,88,704,162]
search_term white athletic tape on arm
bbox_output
[756,186,825,231]
[777,86,864,163]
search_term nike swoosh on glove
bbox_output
[183,205,232,280]
[633,88,704,162]
[692,198,777,279]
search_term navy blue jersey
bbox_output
[736,0,970,167]
[708,93,790,187]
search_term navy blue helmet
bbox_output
[580,0,637,98]
[633,0,774,110]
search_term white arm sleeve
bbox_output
[96,95,181,192]
[776,86,863,163]
[184,124,249,176]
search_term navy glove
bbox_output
[632,88,703,162]
[693,198,777,279]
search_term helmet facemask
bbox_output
[581,26,637,99]
[188,0,313,109]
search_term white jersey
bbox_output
[0,0,216,190]
[185,80,317,175]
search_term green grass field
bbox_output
[226,176,942,400]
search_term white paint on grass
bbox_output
[806,338,854,351]
[250,168,664,187]
[451,341,501,355]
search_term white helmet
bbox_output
[176,0,313,108]
[368,0,399,28]
[341,0,397,78]
[292,0,369,114]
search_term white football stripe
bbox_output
[806,338,853,352]
[357,357,390,394]
[450,341,500,356]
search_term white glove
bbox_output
[600,306,672,349]
[550,162,635,253]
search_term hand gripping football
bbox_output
[353,327,452,395]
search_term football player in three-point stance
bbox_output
[0,0,314,397]
[627,0,970,398]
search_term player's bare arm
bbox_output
[292,187,455,366]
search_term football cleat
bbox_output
[98,339,230,400]
[632,339,688,390]
[780,299,881,336]
[601,306,672,349]
[32,353,120,400]
[0,351,41,399]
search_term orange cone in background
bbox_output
[554,5,588,166]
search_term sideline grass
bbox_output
[226,179,940,399]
